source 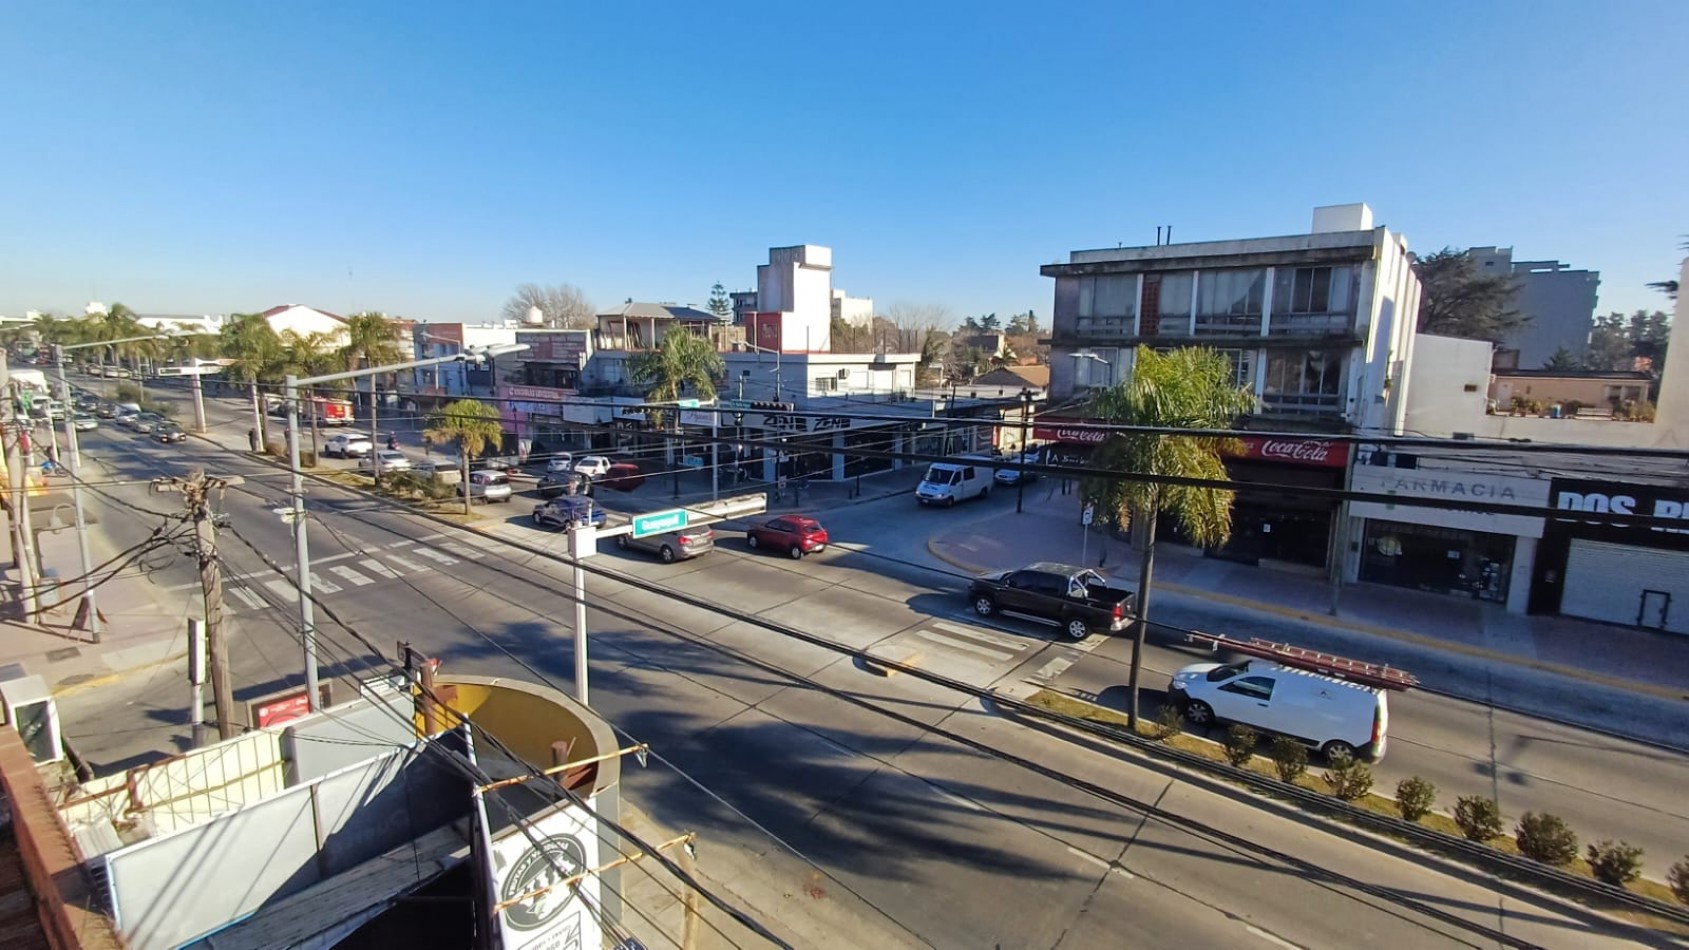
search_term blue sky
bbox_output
[3,1,1685,325]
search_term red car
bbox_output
[598,462,646,493]
[746,516,829,559]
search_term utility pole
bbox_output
[1016,387,1033,515]
[154,469,244,740]
[53,344,101,637]
[1,365,40,619]
[190,365,208,433]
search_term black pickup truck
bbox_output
[967,562,1136,641]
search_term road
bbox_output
[45,379,1680,947]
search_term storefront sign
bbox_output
[1351,465,1550,537]
[1033,417,1109,444]
[515,331,590,368]
[759,412,869,434]
[679,409,719,428]
[1549,478,1689,536]
[1232,436,1348,468]
[489,802,600,950]
[561,401,607,425]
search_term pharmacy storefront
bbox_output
[1347,464,1550,612]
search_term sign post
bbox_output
[1081,503,1095,567]
[632,509,689,538]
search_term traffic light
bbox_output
[749,401,794,412]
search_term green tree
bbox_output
[424,399,505,515]
[220,313,289,444]
[707,282,732,321]
[1586,313,1632,371]
[979,313,1002,333]
[340,311,406,483]
[1627,309,1671,368]
[628,329,724,495]
[1081,347,1256,727]
[1413,249,1525,341]
[1542,347,1585,371]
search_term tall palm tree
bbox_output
[425,399,504,515]
[340,312,406,483]
[1080,346,1256,727]
[281,330,341,459]
[220,313,289,446]
[627,329,724,495]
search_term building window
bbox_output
[1263,349,1341,410]
[1077,275,1137,337]
[1193,269,1264,335]
[1158,272,1194,332]
[1076,347,1120,388]
[1273,266,1355,315]
[1214,349,1255,390]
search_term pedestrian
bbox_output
[387,433,399,451]
[249,427,260,452]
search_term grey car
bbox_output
[615,525,715,563]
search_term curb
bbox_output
[924,539,1689,705]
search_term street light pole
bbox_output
[52,344,100,637]
[1016,387,1033,515]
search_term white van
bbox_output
[1167,659,1388,761]
[916,459,994,506]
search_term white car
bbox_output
[545,453,575,473]
[325,434,374,458]
[459,470,514,503]
[571,455,612,478]
[1168,659,1389,762]
[73,415,99,432]
[359,450,411,474]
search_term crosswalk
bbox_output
[868,614,1110,683]
[210,534,492,614]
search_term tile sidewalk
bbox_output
[927,486,1689,701]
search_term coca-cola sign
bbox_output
[1233,436,1347,468]
[1033,420,1110,444]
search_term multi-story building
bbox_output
[1467,246,1600,371]
[831,288,874,328]
[1036,203,1422,571]
[407,321,521,401]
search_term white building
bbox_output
[749,244,836,353]
[255,303,348,345]
[831,288,874,328]
[409,321,521,398]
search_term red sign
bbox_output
[749,312,784,353]
[254,691,311,729]
[1232,435,1347,468]
[1033,419,1110,444]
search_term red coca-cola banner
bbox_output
[1231,435,1347,468]
[1033,419,1110,444]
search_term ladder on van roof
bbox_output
[1185,632,1418,691]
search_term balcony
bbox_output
[1074,316,1133,338]
[1192,313,1260,337]
[1260,392,1344,418]
[1268,312,1357,338]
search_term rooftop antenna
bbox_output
[1166,225,1173,243]
[1156,226,1163,246]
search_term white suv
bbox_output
[325,434,374,458]
[572,455,612,478]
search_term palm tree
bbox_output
[425,399,504,515]
[340,312,406,483]
[627,329,724,496]
[1081,346,1256,728]
[282,330,341,459]
[220,313,289,446]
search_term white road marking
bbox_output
[228,587,264,610]
[438,541,484,559]
[308,573,342,594]
[1032,656,1076,683]
[912,630,1015,662]
[1245,925,1301,949]
[931,619,1029,651]
[411,546,459,565]
[386,554,428,573]
[328,565,374,587]
[263,578,296,599]
[360,559,397,578]
[1066,846,1109,870]
[417,532,448,542]
[386,540,414,549]
[163,581,201,593]
[314,551,357,565]
[929,785,986,813]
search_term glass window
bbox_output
[1264,349,1341,397]
[1221,676,1276,700]
[1196,270,1265,317]
[1274,266,1355,314]
[1159,272,1194,320]
[1078,275,1137,319]
[1214,349,1255,389]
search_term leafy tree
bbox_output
[220,312,289,444]
[425,399,505,515]
[1007,310,1041,335]
[707,282,732,321]
[340,312,407,484]
[979,313,1001,333]
[963,315,980,330]
[1541,347,1585,371]
[628,329,724,494]
[1082,347,1255,727]
[829,316,872,354]
[1627,309,1671,367]
[500,282,595,328]
[1584,310,1672,371]
[1413,248,1525,341]
[1586,313,1632,371]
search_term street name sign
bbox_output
[632,508,688,538]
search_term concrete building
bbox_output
[831,288,874,328]
[729,290,758,326]
[408,321,521,400]
[1467,246,1601,371]
[1489,369,1651,415]
[1399,334,1494,438]
[1036,204,1421,571]
[750,245,836,353]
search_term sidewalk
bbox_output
[927,486,1689,701]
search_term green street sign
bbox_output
[675,398,701,408]
[632,509,688,538]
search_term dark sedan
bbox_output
[746,516,829,559]
[152,423,187,443]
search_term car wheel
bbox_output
[1185,700,1214,726]
[1321,740,1357,762]
[788,545,803,560]
[972,594,996,617]
[616,535,629,549]
[981,484,991,498]
[946,496,957,508]
[659,545,676,563]
[1064,618,1090,641]
[747,534,759,549]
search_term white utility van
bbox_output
[1167,659,1388,761]
[916,458,994,506]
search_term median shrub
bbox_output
[1150,704,1183,742]
[1669,859,1689,904]
[1395,777,1436,822]
[1514,812,1579,866]
[1223,725,1258,767]
[1321,751,1374,801]
[1453,796,1503,841]
[1585,841,1644,888]
[1269,737,1307,783]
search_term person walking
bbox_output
[249,427,260,452]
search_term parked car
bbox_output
[571,455,613,478]
[532,496,607,530]
[746,516,829,559]
[458,470,513,503]
[73,414,99,432]
[994,447,1043,486]
[916,459,994,506]
[597,462,645,493]
[537,470,592,498]
[131,412,165,434]
[966,562,1135,641]
[1167,659,1389,762]
[544,453,575,473]
[324,434,374,458]
[152,423,187,443]
[616,525,714,563]
[358,450,411,474]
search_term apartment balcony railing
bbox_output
[1074,316,1133,338]
[1267,312,1356,337]
[1259,392,1343,416]
[1191,313,1261,336]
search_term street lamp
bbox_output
[1015,387,1034,514]
[285,344,527,711]
[1069,350,1115,390]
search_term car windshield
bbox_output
[1205,661,1250,683]
[924,465,958,485]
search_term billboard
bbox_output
[490,802,601,950]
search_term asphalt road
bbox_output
[46,380,1680,947]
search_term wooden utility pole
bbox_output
[154,469,244,740]
[1,366,41,619]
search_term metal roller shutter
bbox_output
[1561,539,1689,634]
